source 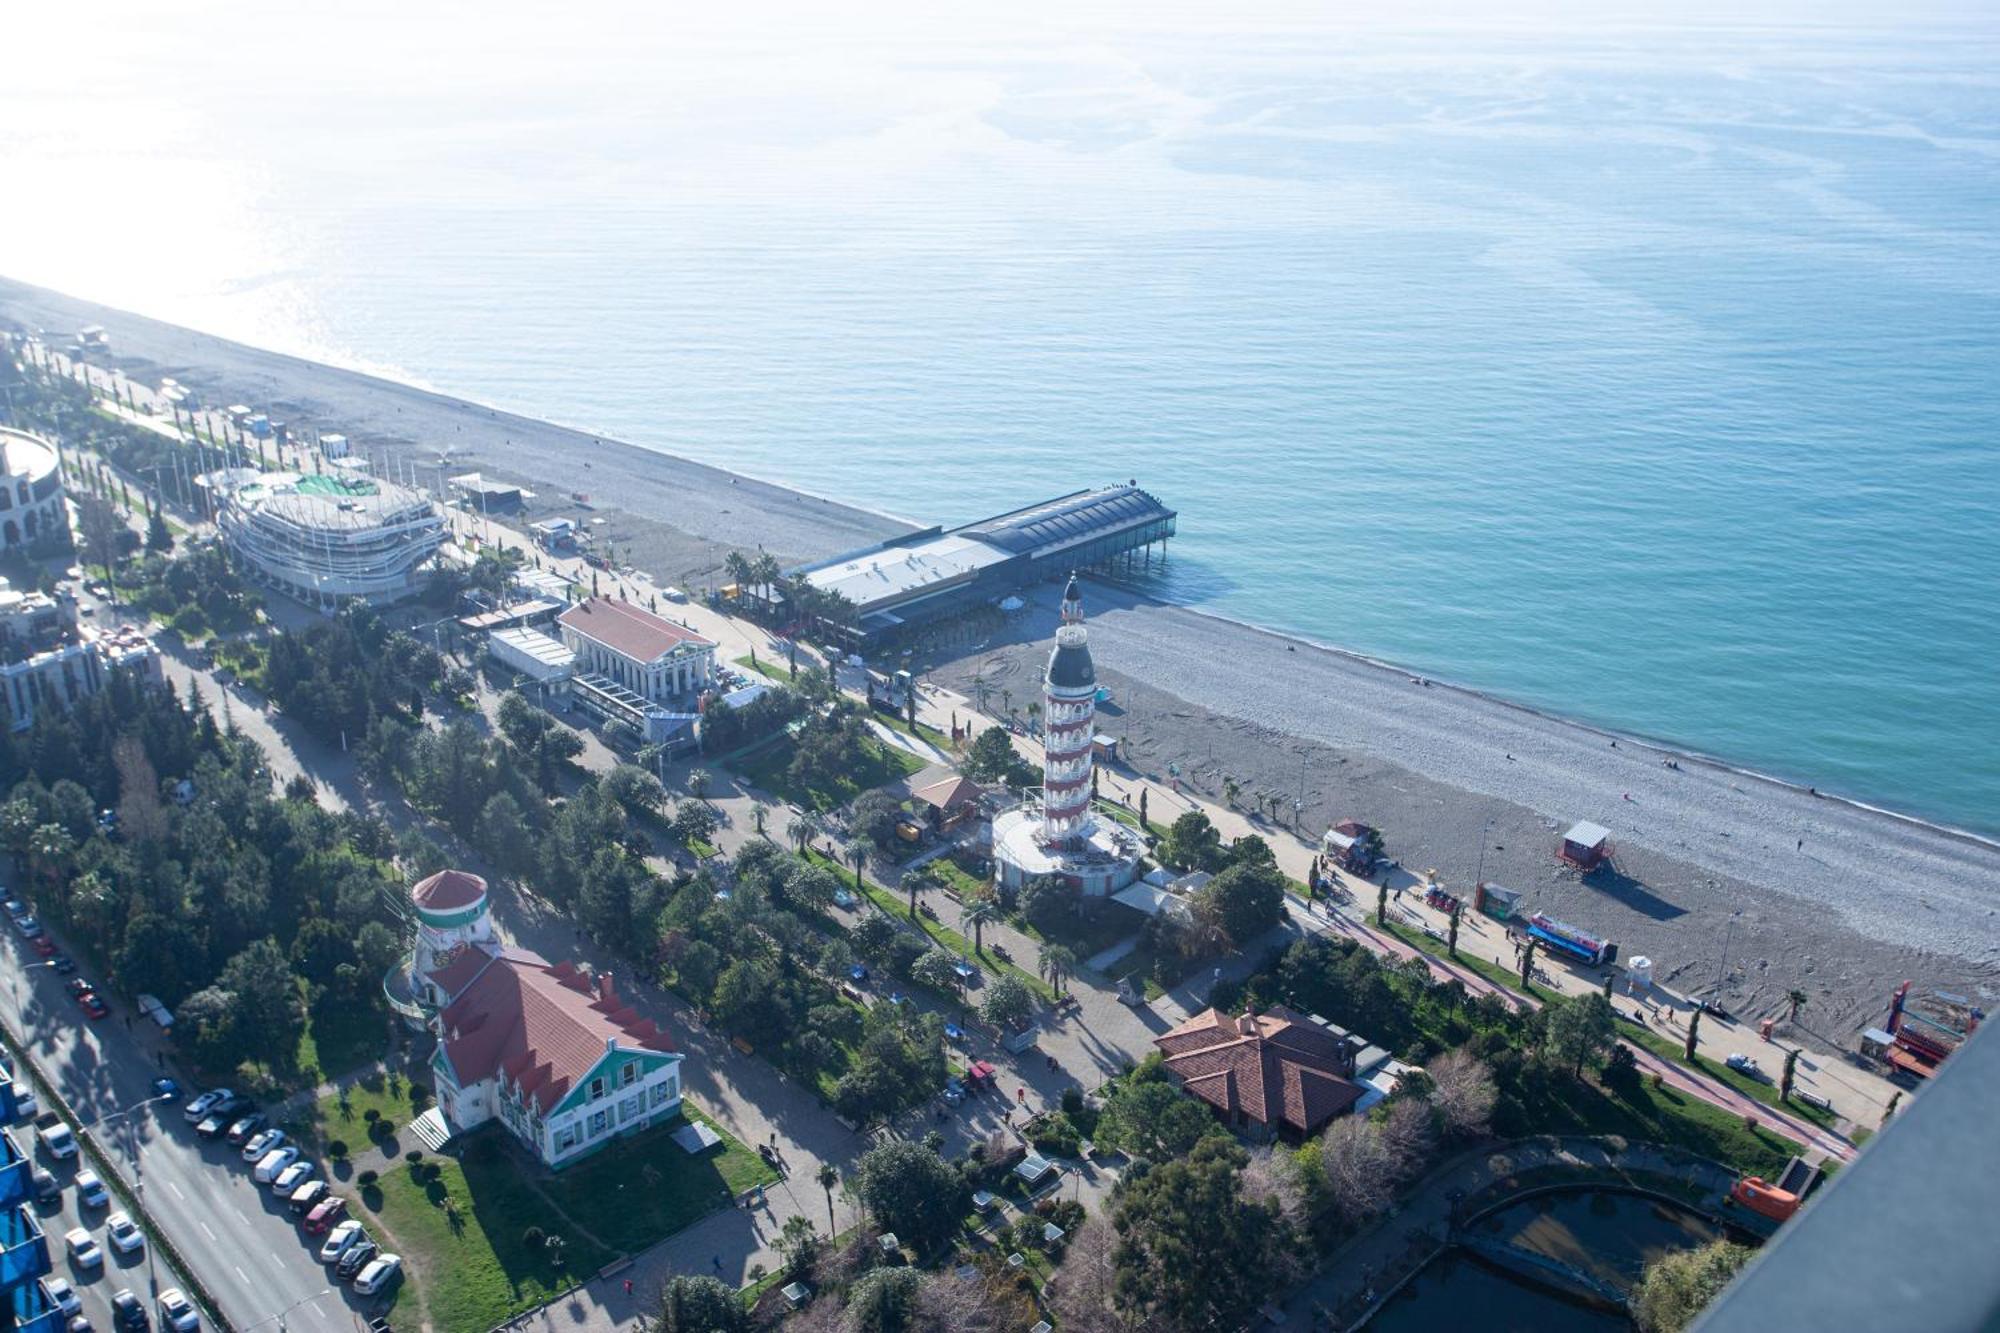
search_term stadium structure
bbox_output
[791,483,1175,645]
[0,427,67,555]
[212,470,446,608]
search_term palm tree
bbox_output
[901,869,926,921]
[817,1163,839,1239]
[28,823,75,895]
[1224,778,1240,808]
[751,805,767,838]
[724,551,751,596]
[1786,988,1809,1022]
[1040,943,1077,999]
[965,900,997,955]
[687,768,711,801]
[752,552,782,610]
[786,814,816,856]
[844,839,869,891]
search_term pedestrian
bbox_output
[1797,837,1803,851]
[623,1280,633,1298]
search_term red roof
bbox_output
[412,869,487,912]
[557,597,714,664]
[1155,1006,1362,1136]
[437,950,678,1113]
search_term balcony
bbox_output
[0,1129,27,1212]
[8,1276,61,1333]
[0,1066,16,1139]
[0,1201,50,1290]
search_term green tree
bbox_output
[1095,1080,1217,1162]
[601,764,665,818]
[1039,942,1077,998]
[476,792,534,879]
[673,800,718,847]
[1685,1007,1703,1063]
[844,1268,923,1333]
[777,1213,819,1277]
[1780,1047,1800,1102]
[980,974,1035,1031]
[909,950,962,995]
[786,813,817,855]
[816,1162,840,1239]
[1196,860,1286,946]
[964,898,997,955]
[1111,1138,1287,1332]
[653,1274,748,1333]
[1547,992,1618,1079]
[1519,937,1536,991]
[1158,811,1223,873]
[844,838,869,890]
[962,726,1022,785]
[219,938,306,1074]
[1632,1240,1755,1333]
[852,1139,969,1251]
[178,985,244,1073]
[1446,904,1461,958]
[1377,880,1388,927]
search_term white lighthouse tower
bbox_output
[1040,574,1097,849]
[990,574,1144,898]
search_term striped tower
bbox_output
[1040,574,1097,850]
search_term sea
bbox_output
[3,4,1998,835]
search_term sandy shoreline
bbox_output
[6,275,1994,1039]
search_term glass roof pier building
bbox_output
[793,484,1175,645]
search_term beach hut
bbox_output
[1558,821,1612,872]
[1474,881,1522,920]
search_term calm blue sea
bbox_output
[4,9,1998,832]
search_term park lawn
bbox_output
[735,654,793,684]
[312,1071,434,1149]
[296,993,390,1088]
[733,732,926,812]
[531,1106,778,1252]
[358,1138,611,1333]
[1496,1061,1799,1181]
[851,872,1056,1004]
[926,856,988,900]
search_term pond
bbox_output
[1367,1189,1725,1332]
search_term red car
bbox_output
[76,990,109,1020]
[303,1197,347,1235]
[30,935,55,958]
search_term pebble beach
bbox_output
[6,275,1995,1040]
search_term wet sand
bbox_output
[6,275,1994,1039]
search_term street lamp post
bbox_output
[1714,910,1743,997]
[1474,817,1495,887]
[241,1287,334,1333]
[76,1091,176,1296]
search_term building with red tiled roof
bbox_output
[556,597,716,704]
[1154,1006,1364,1141]
[430,950,685,1168]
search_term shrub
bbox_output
[406,1150,425,1166]
[357,1170,378,1187]
[1059,1086,1085,1117]
[523,1225,546,1250]
[327,1140,349,1161]
[1027,1112,1082,1159]
[363,1108,380,1123]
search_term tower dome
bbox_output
[411,869,488,928]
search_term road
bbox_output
[0,921,361,1333]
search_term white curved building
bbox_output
[214,470,443,607]
[0,428,68,554]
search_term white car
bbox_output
[156,1288,200,1333]
[74,1169,109,1209]
[1725,1053,1762,1076]
[105,1212,144,1255]
[40,1124,77,1160]
[317,1219,365,1263]
[43,1278,82,1317]
[241,1129,285,1162]
[63,1228,102,1270]
[183,1089,233,1123]
[252,1146,300,1184]
[272,1161,316,1195]
[352,1254,402,1296]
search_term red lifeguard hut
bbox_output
[1558,820,1612,873]
[1881,980,1983,1080]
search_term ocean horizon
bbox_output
[4,5,1998,835]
